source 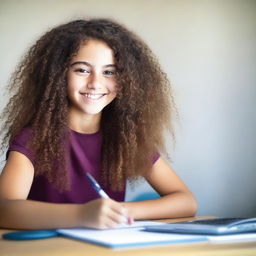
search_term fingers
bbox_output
[81,198,133,229]
[99,198,130,228]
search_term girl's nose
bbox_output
[87,73,102,90]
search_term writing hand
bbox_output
[78,198,132,229]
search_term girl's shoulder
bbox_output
[15,126,32,137]
[11,126,33,145]
[7,126,35,164]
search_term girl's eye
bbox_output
[103,70,116,76]
[74,68,90,74]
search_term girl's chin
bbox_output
[80,107,104,116]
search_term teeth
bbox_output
[84,93,103,100]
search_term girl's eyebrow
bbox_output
[70,61,116,68]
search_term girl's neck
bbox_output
[68,111,101,134]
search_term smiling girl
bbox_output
[0,19,196,229]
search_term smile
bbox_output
[81,93,106,101]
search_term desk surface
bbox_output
[1,217,256,256]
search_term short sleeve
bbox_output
[7,127,35,165]
[152,153,160,164]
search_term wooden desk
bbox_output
[1,217,256,256]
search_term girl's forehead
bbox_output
[71,39,115,65]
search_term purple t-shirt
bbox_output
[8,128,160,204]
[8,128,124,203]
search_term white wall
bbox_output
[0,0,255,217]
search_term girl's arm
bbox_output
[0,151,129,230]
[122,157,197,220]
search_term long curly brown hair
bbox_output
[1,19,175,191]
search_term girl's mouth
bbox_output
[81,93,106,101]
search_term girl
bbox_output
[0,19,196,229]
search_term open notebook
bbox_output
[57,221,207,249]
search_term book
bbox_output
[207,233,256,243]
[57,221,207,249]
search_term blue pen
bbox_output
[85,172,130,224]
[85,173,109,198]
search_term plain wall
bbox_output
[0,0,255,217]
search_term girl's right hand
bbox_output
[78,198,132,229]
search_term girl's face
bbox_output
[67,39,117,117]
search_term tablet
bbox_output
[144,217,256,235]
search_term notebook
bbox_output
[144,217,256,235]
[57,221,207,249]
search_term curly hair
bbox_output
[0,19,175,191]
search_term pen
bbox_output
[85,172,132,225]
[85,172,109,198]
